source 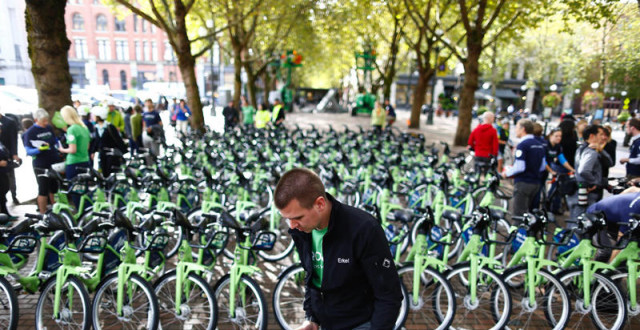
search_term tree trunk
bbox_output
[233,49,243,108]
[263,70,271,105]
[409,70,431,129]
[25,0,72,117]
[244,63,257,108]
[454,47,482,146]
[173,1,203,131]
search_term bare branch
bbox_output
[482,11,521,49]
[482,0,507,32]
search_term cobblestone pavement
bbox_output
[7,109,632,329]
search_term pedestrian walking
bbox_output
[175,99,191,136]
[141,99,163,164]
[57,106,91,210]
[620,118,640,180]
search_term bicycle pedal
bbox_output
[38,271,52,281]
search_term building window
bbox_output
[97,39,110,60]
[143,41,150,61]
[169,71,177,82]
[164,41,175,61]
[115,40,129,61]
[74,38,88,59]
[135,41,142,60]
[133,15,137,32]
[102,69,109,86]
[151,41,158,61]
[150,24,155,33]
[96,14,107,31]
[114,18,126,32]
[93,0,101,4]
[72,13,84,30]
[141,20,146,33]
[120,70,127,89]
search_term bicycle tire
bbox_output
[214,273,268,330]
[557,267,627,330]
[608,271,640,328]
[92,272,159,330]
[0,276,18,330]
[154,270,218,329]
[272,264,306,330]
[36,275,91,330]
[502,265,571,329]
[397,264,455,330]
[440,262,512,330]
[472,186,509,210]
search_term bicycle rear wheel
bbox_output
[214,274,268,330]
[609,271,640,329]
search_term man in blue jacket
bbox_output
[275,168,403,330]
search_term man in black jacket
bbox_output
[0,111,20,205]
[275,168,403,330]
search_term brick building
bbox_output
[65,0,182,90]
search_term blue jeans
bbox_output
[65,161,90,210]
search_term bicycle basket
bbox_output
[78,233,109,253]
[143,230,170,251]
[1,234,39,254]
[251,230,277,251]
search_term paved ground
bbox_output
[7,108,631,329]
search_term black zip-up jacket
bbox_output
[289,194,403,329]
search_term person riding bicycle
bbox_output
[586,191,640,262]
[275,168,402,330]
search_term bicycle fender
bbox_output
[276,263,303,280]
[586,260,616,273]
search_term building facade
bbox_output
[65,0,182,90]
[0,0,34,87]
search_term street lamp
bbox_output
[574,88,580,95]
[550,84,558,92]
[591,82,600,90]
[206,20,215,106]
[482,82,491,90]
[622,91,628,97]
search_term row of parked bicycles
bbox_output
[0,123,636,329]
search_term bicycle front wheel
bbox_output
[442,262,511,330]
[214,274,268,330]
[36,275,91,330]
[257,209,295,262]
[0,276,18,330]
[557,267,626,330]
[272,264,307,330]
[502,265,571,329]
[154,271,218,329]
[92,273,159,330]
[397,264,455,330]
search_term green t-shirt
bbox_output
[311,227,328,288]
[65,124,90,165]
[242,106,256,125]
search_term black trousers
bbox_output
[0,172,9,214]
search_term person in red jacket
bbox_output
[468,111,499,173]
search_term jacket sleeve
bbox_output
[359,221,403,329]
[492,129,499,156]
[577,150,599,185]
[467,130,475,148]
